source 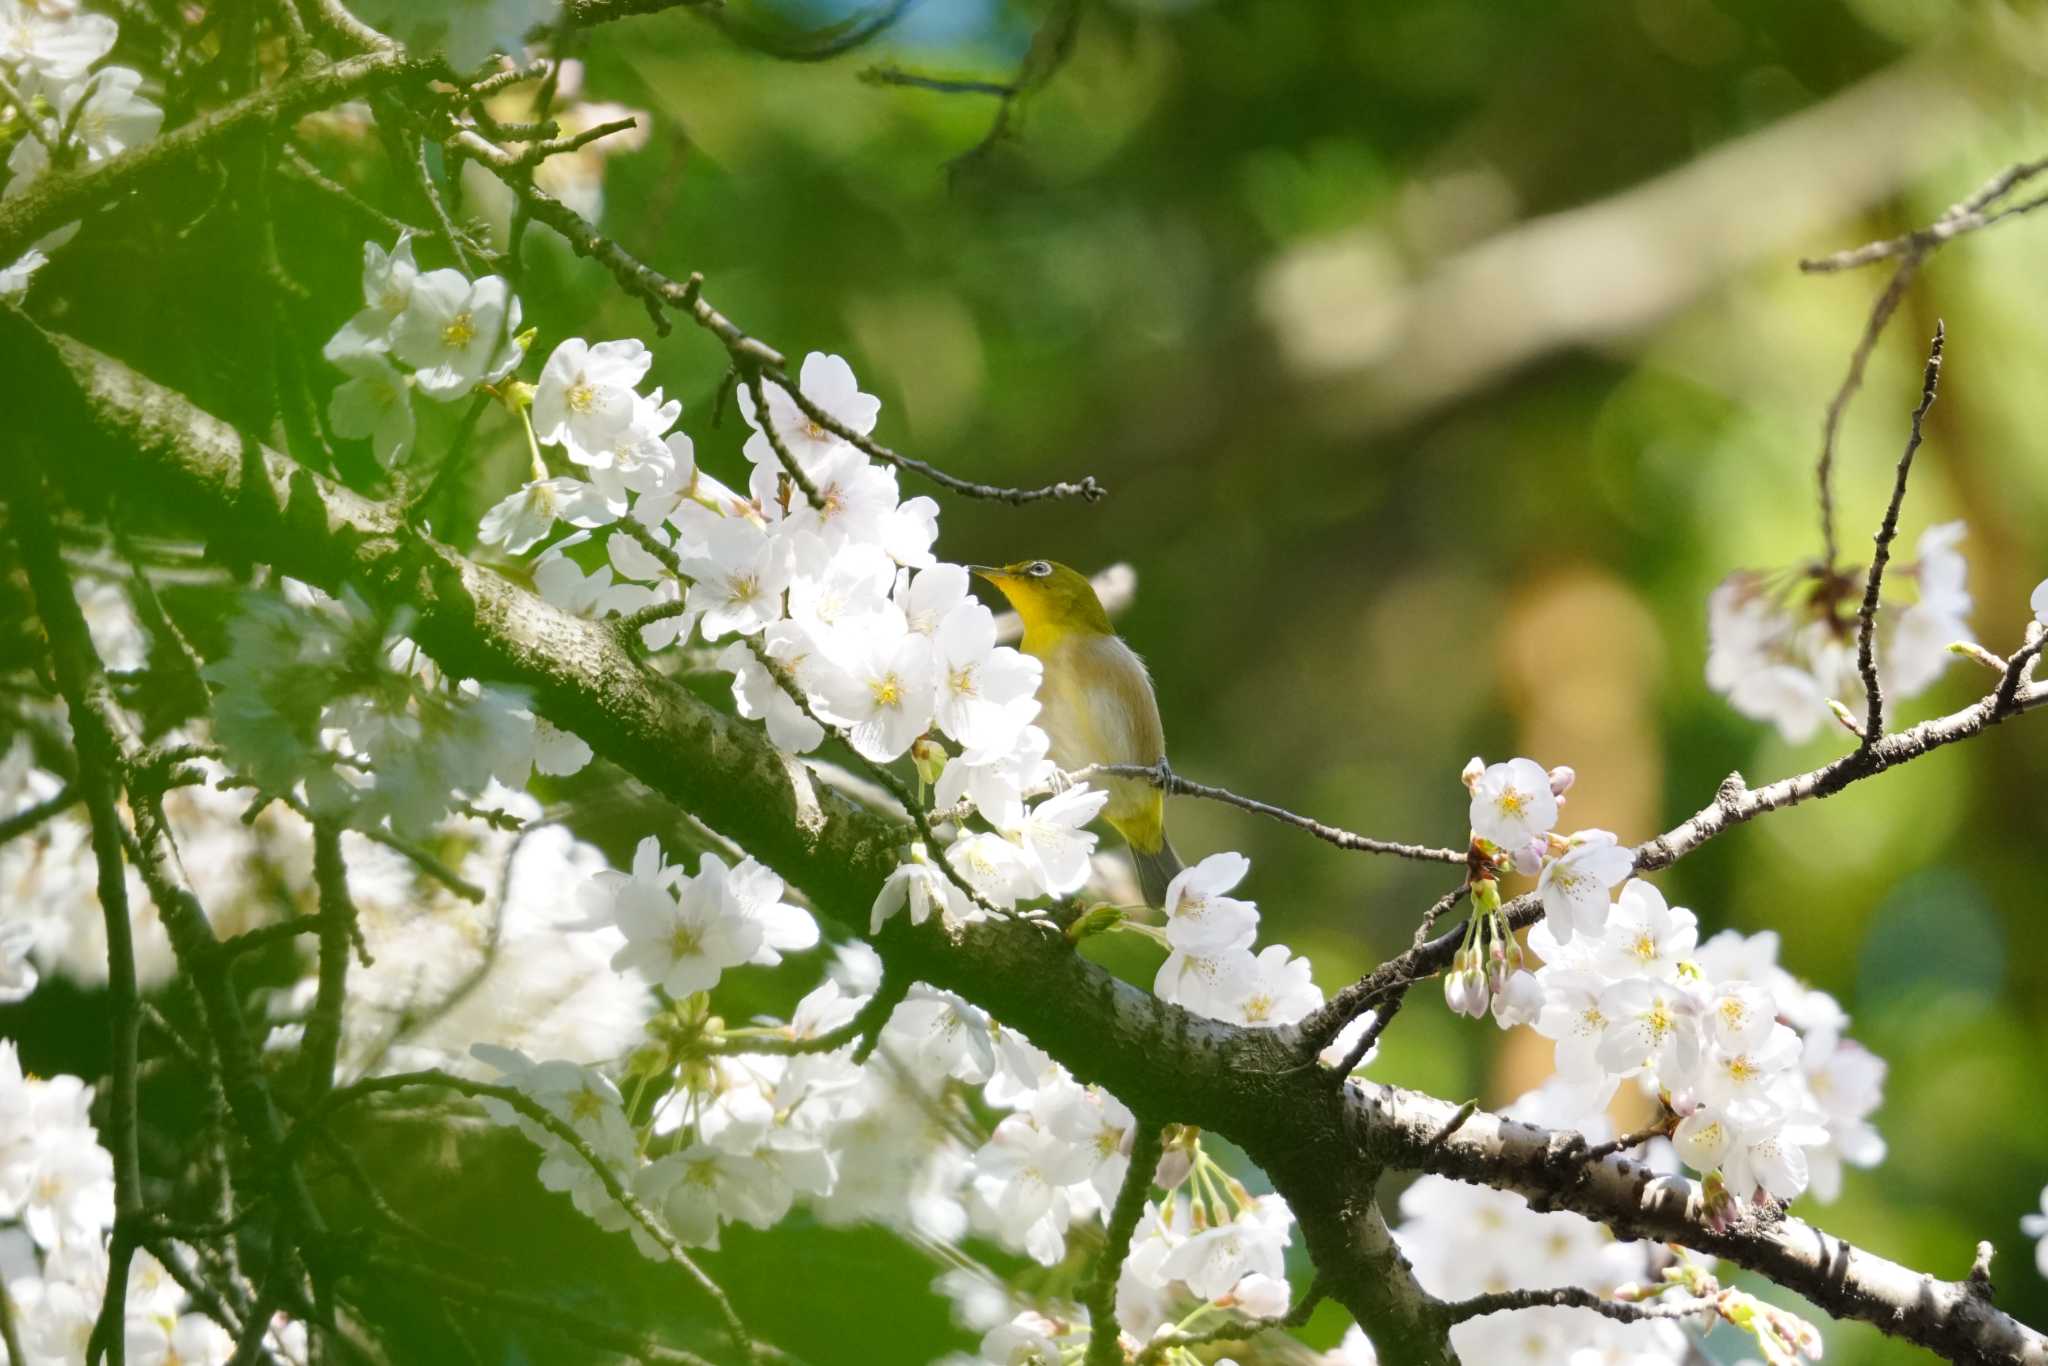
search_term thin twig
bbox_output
[861,64,1018,98]
[745,369,821,504]
[768,367,1106,505]
[694,0,920,62]
[1799,155,2048,273]
[1134,1280,1324,1364]
[212,916,328,962]
[1853,321,1945,746]
[447,128,1106,505]
[1083,1121,1164,1366]
[0,783,79,844]
[1439,1285,1714,1328]
[1814,255,1918,570]
[1306,654,2048,1050]
[1580,1121,1671,1165]
[1075,761,1464,863]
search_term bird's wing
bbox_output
[1047,635,1168,849]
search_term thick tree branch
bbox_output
[1358,1082,2048,1365]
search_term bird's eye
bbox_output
[1029,561,1052,577]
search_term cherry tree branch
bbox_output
[16,312,2047,1364]
[1358,1081,2048,1364]
[1799,154,2048,274]
[1083,1122,1164,1366]
[1308,670,2048,1052]
[1853,320,1944,744]
[446,128,1106,507]
[16,481,145,1366]
[1438,1285,1711,1328]
[1075,761,1466,864]
[1802,153,2046,569]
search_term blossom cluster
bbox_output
[0,1,164,298]
[0,1042,247,1365]
[1457,757,1886,1213]
[205,578,590,836]
[1390,1081,1826,1366]
[1706,523,1973,743]
[323,234,527,467]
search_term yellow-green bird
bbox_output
[971,560,1184,907]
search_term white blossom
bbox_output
[1467,757,1557,848]
[1536,829,1632,944]
[391,270,523,398]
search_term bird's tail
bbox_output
[1129,835,1184,909]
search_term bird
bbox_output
[970,559,1183,907]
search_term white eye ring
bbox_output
[1029,561,1052,577]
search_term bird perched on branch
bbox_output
[971,560,1183,906]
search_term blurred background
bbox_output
[17,0,2048,1359]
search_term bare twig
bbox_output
[0,783,80,844]
[1076,761,1464,864]
[1814,256,1918,569]
[860,65,1018,98]
[1853,322,1944,746]
[1800,155,2048,273]
[1439,1285,1712,1328]
[1580,1121,1672,1165]
[695,0,920,62]
[448,128,1105,506]
[1804,155,2048,568]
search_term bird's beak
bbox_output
[967,564,1003,583]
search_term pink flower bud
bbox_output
[1511,839,1545,876]
[1152,1146,1194,1189]
[1548,765,1576,796]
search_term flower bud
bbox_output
[1949,640,2008,673]
[912,735,949,789]
[1065,903,1125,944]
[1547,765,1576,797]
[1460,756,1485,792]
[1511,838,1545,876]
